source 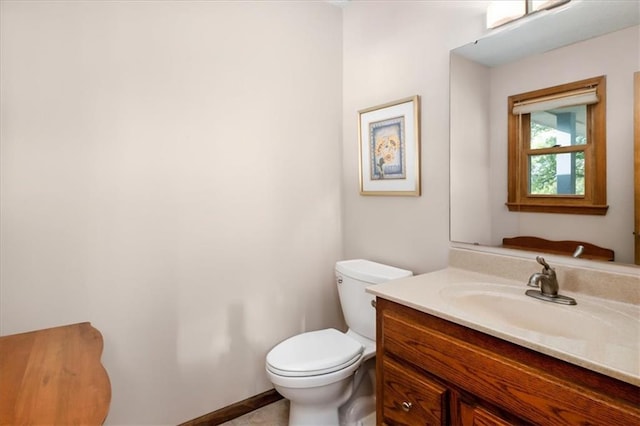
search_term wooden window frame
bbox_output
[506,75,608,215]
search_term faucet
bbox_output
[572,245,585,258]
[526,256,576,305]
[527,256,559,296]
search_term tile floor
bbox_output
[219,399,289,426]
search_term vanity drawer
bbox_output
[381,356,448,425]
[378,298,640,426]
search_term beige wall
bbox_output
[341,2,484,273]
[0,1,343,424]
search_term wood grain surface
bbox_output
[0,322,111,425]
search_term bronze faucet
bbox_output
[526,256,576,305]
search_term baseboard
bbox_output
[179,389,283,426]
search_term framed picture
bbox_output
[358,95,421,196]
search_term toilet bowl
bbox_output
[265,260,412,426]
[266,329,373,425]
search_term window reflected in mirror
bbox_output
[507,75,607,215]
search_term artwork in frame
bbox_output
[358,95,421,196]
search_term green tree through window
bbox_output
[528,122,585,195]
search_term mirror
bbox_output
[450,0,640,265]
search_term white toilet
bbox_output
[265,259,412,426]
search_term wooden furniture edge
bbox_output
[0,322,112,425]
[86,322,112,424]
[502,235,614,261]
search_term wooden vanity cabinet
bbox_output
[376,298,640,426]
[454,396,519,426]
[381,356,448,425]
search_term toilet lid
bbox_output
[266,328,364,377]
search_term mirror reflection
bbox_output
[450,0,640,265]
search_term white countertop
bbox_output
[367,267,640,386]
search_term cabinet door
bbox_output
[381,357,448,425]
[458,400,516,426]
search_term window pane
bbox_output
[529,152,585,195]
[530,105,587,149]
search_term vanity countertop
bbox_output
[367,267,640,387]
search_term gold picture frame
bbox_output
[358,95,421,196]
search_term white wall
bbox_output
[0,1,343,424]
[488,26,639,263]
[341,1,485,274]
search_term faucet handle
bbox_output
[536,256,551,271]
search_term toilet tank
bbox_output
[335,260,412,341]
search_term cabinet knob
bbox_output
[401,401,413,412]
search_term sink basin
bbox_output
[439,282,640,374]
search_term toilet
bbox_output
[265,259,412,426]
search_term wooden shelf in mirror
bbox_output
[502,236,614,261]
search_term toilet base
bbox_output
[339,395,375,426]
[339,358,376,426]
[281,375,353,426]
[289,403,341,426]
[277,358,376,426]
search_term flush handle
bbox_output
[401,401,412,412]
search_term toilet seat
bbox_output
[266,328,364,377]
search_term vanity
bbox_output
[368,248,640,425]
